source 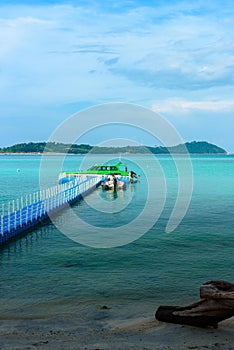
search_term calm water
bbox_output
[0,154,233,321]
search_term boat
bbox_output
[58,161,140,185]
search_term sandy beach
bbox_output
[0,307,233,350]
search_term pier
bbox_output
[0,176,102,245]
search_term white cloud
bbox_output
[0,2,233,102]
[0,1,234,150]
[152,98,234,113]
[0,0,234,149]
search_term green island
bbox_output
[0,141,227,154]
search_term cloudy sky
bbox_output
[0,0,233,151]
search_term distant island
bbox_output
[0,141,227,155]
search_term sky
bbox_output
[0,0,234,152]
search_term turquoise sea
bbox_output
[0,154,234,325]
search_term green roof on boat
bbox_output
[64,162,129,176]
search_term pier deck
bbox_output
[0,176,102,245]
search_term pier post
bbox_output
[1,215,3,236]
[7,206,10,233]
[20,208,22,227]
[26,206,29,224]
[14,210,17,230]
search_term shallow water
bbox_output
[0,154,233,322]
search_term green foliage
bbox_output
[184,141,226,154]
[0,142,46,153]
[0,141,226,154]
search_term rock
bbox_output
[100,305,111,310]
[155,280,234,328]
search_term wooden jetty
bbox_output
[0,176,102,245]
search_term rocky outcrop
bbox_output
[155,280,234,328]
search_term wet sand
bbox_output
[0,308,233,350]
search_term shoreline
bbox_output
[0,297,233,349]
[0,152,232,156]
[0,311,233,350]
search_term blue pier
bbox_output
[0,176,102,245]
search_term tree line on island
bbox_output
[0,141,227,154]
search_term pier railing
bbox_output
[0,175,102,245]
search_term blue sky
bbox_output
[0,0,234,151]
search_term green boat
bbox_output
[78,162,129,176]
[58,162,135,184]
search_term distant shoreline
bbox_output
[0,152,231,156]
[0,141,228,155]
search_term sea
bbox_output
[0,154,233,326]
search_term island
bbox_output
[0,141,227,154]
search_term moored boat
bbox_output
[58,161,140,185]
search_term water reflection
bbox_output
[0,224,51,262]
[100,188,123,201]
